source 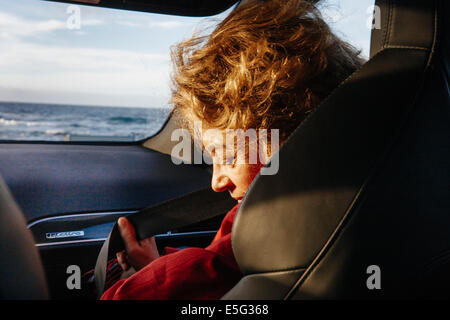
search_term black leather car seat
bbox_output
[0,176,49,299]
[223,0,450,299]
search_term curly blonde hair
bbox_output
[171,0,364,145]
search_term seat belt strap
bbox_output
[94,187,236,298]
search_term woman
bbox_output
[101,0,363,300]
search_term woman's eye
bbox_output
[226,156,236,165]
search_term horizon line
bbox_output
[0,99,173,109]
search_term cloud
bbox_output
[0,9,179,107]
[0,6,205,107]
[148,20,192,29]
[111,18,196,33]
[114,19,193,30]
[0,41,171,94]
[115,20,141,28]
[0,86,169,108]
[0,11,103,40]
[82,18,103,27]
[0,11,66,39]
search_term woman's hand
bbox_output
[116,217,160,271]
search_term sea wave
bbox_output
[108,116,147,124]
[0,117,17,126]
[1,102,171,141]
[44,129,67,136]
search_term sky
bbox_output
[0,0,374,108]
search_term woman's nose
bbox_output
[211,164,232,192]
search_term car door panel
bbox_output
[0,143,211,220]
[34,211,222,300]
[0,142,222,299]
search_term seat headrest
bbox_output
[370,0,436,58]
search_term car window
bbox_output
[0,0,372,142]
[320,0,373,59]
[0,0,232,142]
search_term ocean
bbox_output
[0,101,172,142]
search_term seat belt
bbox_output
[94,187,236,298]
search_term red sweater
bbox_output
[101,203,241,300]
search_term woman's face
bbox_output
[202,129,264,203]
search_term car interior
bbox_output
[0,0,449,300]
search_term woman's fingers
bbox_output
[141,236,160,261]
[116,218,160,270]
[141,236,156,247]
[118,217,139,253]
[116,250,130,271]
